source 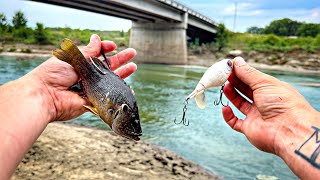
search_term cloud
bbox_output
[310,9,320,22]
[223,2,264,16]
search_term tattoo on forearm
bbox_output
[295,126,320,169]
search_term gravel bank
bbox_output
[12,123,219,180]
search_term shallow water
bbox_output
[1,56,319,179]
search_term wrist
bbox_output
[274,108,320,176]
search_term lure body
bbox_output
[186,59,233,109]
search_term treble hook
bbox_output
[214,85,229,107]
[174,98,190,126]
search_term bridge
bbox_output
[30,0,218,64]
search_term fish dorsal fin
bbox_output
[83,105,99,116]
[89,56,108,75]
[195,90,206,109]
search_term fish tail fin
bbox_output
[52,38,85,66]
[195,90,206,109]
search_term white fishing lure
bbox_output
[186,59,234,109]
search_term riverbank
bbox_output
[187,50,320,76]
[12,122,218,180]
[1,44,320,75]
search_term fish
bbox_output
[52,38,142,141]
[186,59,234,109]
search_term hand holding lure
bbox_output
[174,59,234,126]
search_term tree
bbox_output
[215,23,229,51]
[297,23,320,37]
[12,10,27,29]
[247,26,264,34]
[264,18,302,36]
[0,13,7,31]
[120,29,125,37]
[34,22,49,44]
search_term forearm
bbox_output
[276,109,320,179]
[0,73,54,179]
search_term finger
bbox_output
[80,34,102,59]
[101,40,117,54]
[107,48,137,71]
[232,57,276,90]
[114,62,137,79]
[224,83,252,115]
[228,72,253,100]
[54,91,89,121]
[222,106,244,133]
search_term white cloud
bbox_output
[223,2,263,16]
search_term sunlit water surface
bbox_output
[1,56,320,179]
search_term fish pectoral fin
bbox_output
[83,105,99,116]
[195,90,206,109]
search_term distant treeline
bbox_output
[1,10,319,54]
[0,10,130,46]
[246,18,320,37]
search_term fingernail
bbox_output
[90,34,99,43]
[234,57,246,67]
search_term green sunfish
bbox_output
[53,38,142,141]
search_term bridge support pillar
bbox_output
[130,14,188,64]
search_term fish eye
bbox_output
[107,109,114,115]
[227,60,233,67]
[121,104,130,112]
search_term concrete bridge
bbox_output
[31,0,218,64]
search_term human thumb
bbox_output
[81,34,102,59]
[233,56,267,89]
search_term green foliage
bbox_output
[21,48,32,53]
[297,23,320,37]
[120,30,125,37]
[34,22,49,44]
[229,33,319,53]
[314,34,320,48]
[12,10,27,29]
[246,26,264,34]
[262,34,281,46]
[13,27,33,41]
[264,18,302,36]
[0,13,7,32]
[215,23,229,51]
[8,48,16,52]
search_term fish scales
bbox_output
[53,38,142,141]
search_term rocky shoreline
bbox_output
[12,123,218,180]
[1,46,320,76]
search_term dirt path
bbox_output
[12,123,218,180]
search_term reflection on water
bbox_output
[1,56,320,179]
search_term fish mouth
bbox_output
[118,126,142,141]
[123,132,142,141]
[112,114,142,141]
[113,127,142,141]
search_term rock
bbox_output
[229,50,243,57]
[287,60,301,67]
[256,174,279,180]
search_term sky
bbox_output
[0,0,319,32]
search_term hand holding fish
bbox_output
[223,57,320,179]
[34,34,138,122]
[0,34,138,178]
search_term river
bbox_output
[1,56,320,179]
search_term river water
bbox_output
[1,56,320,179]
